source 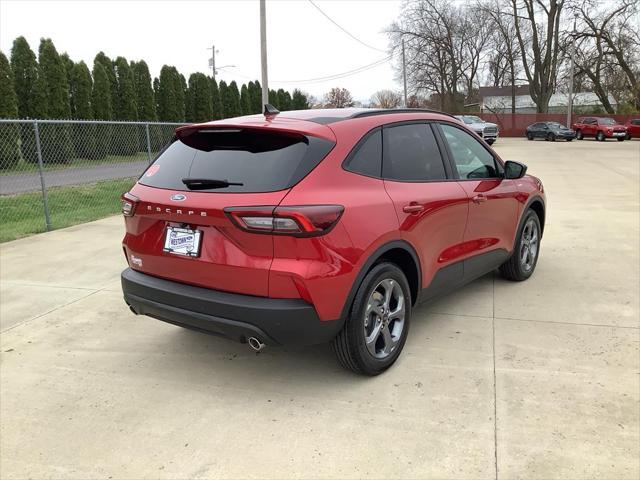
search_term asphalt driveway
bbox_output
[1,138,638,479]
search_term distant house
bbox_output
[478,85,617,113]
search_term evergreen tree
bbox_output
[0,51,21,169]
[157,65,185,122]
[187,73,213,122]
[277,89,292,111]
[69,61,96,159]
[38,38,73,163]
[10,36,44,163]
[226,80,241,117]
[60,53,74,107]
[153,77,160,117]
[240,84,252,115]
[210,77,222,119]
[178,73,187,122]
[269,89,278,109]
[132,60,156,121]
[69,61,92,120]
[91,61,112,159]
[113,57,139,154]
[250,80,263,113]
[291,89,309,110]
[94,52,118,112]
[113,57,137,120]
[218,80,229,118]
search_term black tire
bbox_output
[617,137,625,142]
[626,133,631,140]
[526,132,533,140]
[499,209,541,282]
[566,138,573,142]
[486,139,495,145]
[597,131,605,142]
[547,133,556,142]
[576,130,583,140]
[332,262,411,375]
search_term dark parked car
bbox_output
[121,107,545,375]
[526,122,576,141]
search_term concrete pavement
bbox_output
[1,138,638,479]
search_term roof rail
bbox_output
[351,108,458,120]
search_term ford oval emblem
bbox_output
[170,194,186,202]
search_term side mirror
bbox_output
[504,160,527,179]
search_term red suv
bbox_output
[572,117,627,141]
[624,118,640,140]
[121,108,545,375]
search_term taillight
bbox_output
[224,205,344,237]
[121,192,139,217]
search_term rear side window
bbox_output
[632,120,640,125]
[344,129,382,177]
[139,129,334,193]
[383,123,447,182]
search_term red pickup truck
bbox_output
[572,117,627,142]
[624,119,640,140]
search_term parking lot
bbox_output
[1,137,638,479]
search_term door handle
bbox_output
[403,203,424,213]
[472,194,487,204]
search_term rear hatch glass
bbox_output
[139,128,335,193]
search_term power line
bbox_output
[271,53,397,85]
[307,0,388,53]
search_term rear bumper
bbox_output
[121,268,341,346]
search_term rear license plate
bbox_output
[163,227,202,257]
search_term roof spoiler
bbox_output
[264,104,280,116]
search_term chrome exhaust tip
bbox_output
[247,336,265,352]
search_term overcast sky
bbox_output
[0,0,403,102]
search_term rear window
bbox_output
[139,129,334,193]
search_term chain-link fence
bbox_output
[0,119,186,242]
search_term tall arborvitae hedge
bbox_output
[91,61,112,159]
[187,72,212,122]
[38,38,73,163]
[69,61,96,159]
[10,36,45,163]
[4,36,312,157]
[0,51,21,169]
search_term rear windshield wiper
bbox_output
[181,178,244,190]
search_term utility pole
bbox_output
[402,39,408,108]
[208,45,217,80]
[566,14,578,127]
[260,0,269,108]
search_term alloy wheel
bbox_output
[519,218,539,273]
[363,279,406,359]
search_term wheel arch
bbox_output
[339,240,422,322]
[528,197,545,237]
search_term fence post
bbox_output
[145,123,152,164]
[33,121,52,231]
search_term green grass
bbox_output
[0,177,135,243]
[0,152,150,176]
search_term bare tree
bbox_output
[323,87,354,108]
[574,0,640,110]
[479,0,522,114]
[371,90,402,108]
[510,0,566,112]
